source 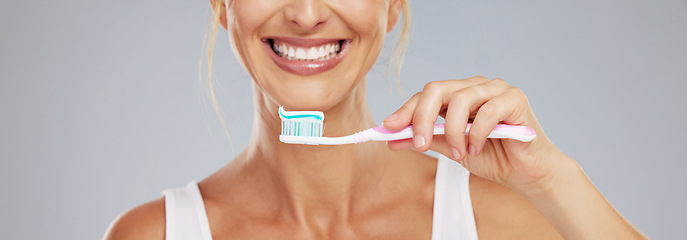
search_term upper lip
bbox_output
[262,37,347,48]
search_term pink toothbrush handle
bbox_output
[371,123,536,142]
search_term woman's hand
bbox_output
[383,76,568,194]
[384,76,647,239]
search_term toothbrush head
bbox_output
[279,106,324,143]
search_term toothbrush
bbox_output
[279,106,536,145]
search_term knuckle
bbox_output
[471,76,489,81]
[507,86,524,95]
[506,87,529,102]
[422,81,442,93]
[449,85,488,107]
[470,76,490,83]
[448,90,474,109]
[472,85,488,99]
[478,102,500,117]
[490,78,510,87]
[449,90,469,103]
[462,85,487,100]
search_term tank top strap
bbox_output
[431,154,479,240]
[162,181,213,240]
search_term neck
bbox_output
[243,78,390,223]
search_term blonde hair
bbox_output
[391,0,411,98]
[201,0,410,147]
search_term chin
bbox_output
[275,92,341,112]
[260,76,358,112]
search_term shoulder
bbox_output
[103,197,165,240]
[469,174,562,240]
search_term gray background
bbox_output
[1,0,685,239]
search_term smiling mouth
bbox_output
[262,37,351,75]
[268,39,344,61]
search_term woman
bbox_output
[104,0,647,239]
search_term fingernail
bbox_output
[468,144,477,156]
[384,113,399,122]
[450,147,461,160]
[414,135,425,148]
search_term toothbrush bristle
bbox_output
[279,106,324,137]
[281,120,323,137]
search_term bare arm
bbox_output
[518,154,648,239]
[471,174,563,239]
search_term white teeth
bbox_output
[307,47,318,59]
[318,46,326,57]
[295,48,306,59]
[288,47,295,58]
[272,40,342,61]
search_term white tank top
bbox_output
[162,154,478,240]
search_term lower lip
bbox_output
[263,40,350,76]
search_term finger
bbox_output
[468,86,523,156]
[384,76,489,132]
[389,135,467,166]
[425,135,467,165]
[411,81,452,152]
[443,92,471,160]
[383,92,421,131]
[444,79,510,160]
[413,78,496,152]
